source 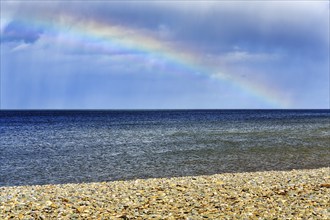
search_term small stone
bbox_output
[45,201,53,206]
[320,183,330,188]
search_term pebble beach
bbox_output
[1,168,329,219]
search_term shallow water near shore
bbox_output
[1,110,329,186]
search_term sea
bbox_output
[0,110,329,186]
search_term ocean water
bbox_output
[0,110,329,186]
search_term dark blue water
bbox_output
[1,110,329,186]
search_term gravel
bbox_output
[1,167,329,219]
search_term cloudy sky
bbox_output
[1,1,329,109]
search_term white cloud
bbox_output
[11,43,30,52]
[221,51,280,63]
[202,51,281,66]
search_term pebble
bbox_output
[1,167,329,219]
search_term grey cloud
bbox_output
[4,1,328,56]
[66,1,329,60]
[1,20,43,43]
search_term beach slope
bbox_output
[1,168,329,219]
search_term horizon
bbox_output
[1,108,329,111]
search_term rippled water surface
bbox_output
[1,110,329,186]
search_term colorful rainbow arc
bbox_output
[7,13,291,108]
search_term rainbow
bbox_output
[7,13,291,108]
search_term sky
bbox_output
[1,1,329,109]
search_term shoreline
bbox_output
[1,167,329,219]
